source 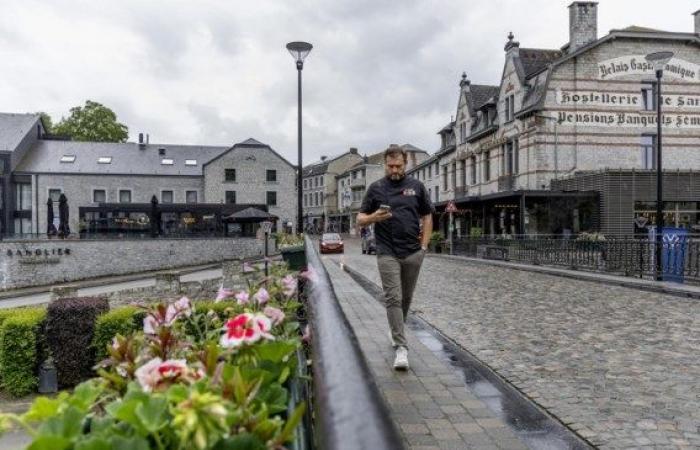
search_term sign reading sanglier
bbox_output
[598,55,700,82]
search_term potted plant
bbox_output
[277,232,306,270]
[575,231,606,251]
[429,231,445,253]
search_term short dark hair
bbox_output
[384,144,407,162]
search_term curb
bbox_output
[432,253,700,300]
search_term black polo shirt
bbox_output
[360,176,434,258]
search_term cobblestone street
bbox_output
[327,238,700,449]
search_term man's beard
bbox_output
[388,173,405,181]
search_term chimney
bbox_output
[693,9,700,35]
[349,147,358,154]
[320,155,327,162]
[146,134,150,144]
[568,2,598,53]
[138,133,146,149]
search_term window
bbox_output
[314,192,319,206]
[451,162,457,189]
[225,191,236,204]
[161,190,174,203]
[460,122,467,143]
[266,170,277,182]
[320,193,324,206]
[435,163,439,175]
[60,155,76,163]
[641,134,657,169]
[514,139,519,174]
[186,191,198,204]
[225,169,236,182]
[15,184,32,211]
[352,171,357,180]
[503,142,515,176]
[267,191,277,206]
[434,188,439,202]
[470,156,477,184]
[93,189,106,203]
[460,160,467,188]
[442,167,448,191]
[315,177,319,187]
[119,190,132,203]
[505,94,515,122]
[320,176,324,186]
[161,158,174,165]
[428,165,432,178]
[97,157,112,164]
[484,151,491,181]
[185,159,197,166]
[48,189,62,203]
[642,85,655,111]
[303,179,307,189]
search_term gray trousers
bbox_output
[377,250,425,349]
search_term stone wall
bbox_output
[0,237,262,291]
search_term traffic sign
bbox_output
[446,201,457,213]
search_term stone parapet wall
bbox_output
[0,237,262,291]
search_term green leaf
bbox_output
[212,433,266,450]
[36,406,85,439]
[105,399,145,435]
[27,435,72,450]
[74,436,111,450]
[22,395,67,422]
[112,435,150,450]
[277,402,306,445]
[134,397,168,433]
[166,384,189,404]
[69,380,104,412]
[254,340,297,363]
[257,383,288,414]
[279,366,291,384]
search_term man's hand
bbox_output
[372,209,392,223]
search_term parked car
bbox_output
[361,230,376,255]
[319,233,344,254]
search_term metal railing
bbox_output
[0,231,258,242]
[303,236,404,450]
[451,236,700,283]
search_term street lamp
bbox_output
[645,50,674,281]
[286,41,313,235]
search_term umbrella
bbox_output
[58,194,70,238]
[150,195,160,238]
[46,198,57,237]
[224,207,277,222]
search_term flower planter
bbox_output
[281,245,307,271]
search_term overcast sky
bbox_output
[0,0,697,164]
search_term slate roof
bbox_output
[303,161,330,177]
[0,113,41,152]
[15,140,228,176]
[468,85,500,111]
[518,48,563,78]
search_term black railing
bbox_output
[303,236,404,450]
[452,236,700,283]
[0,232,259,241]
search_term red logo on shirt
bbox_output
[402,188,416,196]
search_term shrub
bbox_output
[46,297,109,387]
[0,308,46,396]
[93,306,145,363]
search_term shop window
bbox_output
[15,184,32,211]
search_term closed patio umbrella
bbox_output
[46,198,57,237]
[58,194,70,238]
[150,195,160,238]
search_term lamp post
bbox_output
[286,41,313,235]
[645,51,674,281]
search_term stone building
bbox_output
[301,148,363,232]
[431,2,700,237]
[1,113,297,236]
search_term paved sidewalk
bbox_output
[323,258,528,450]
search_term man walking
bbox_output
[357,144,433,370]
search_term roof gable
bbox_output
[0,113,41,152]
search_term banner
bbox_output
[597,55,700,82]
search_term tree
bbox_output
[53,100,129,143]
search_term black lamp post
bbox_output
[645,51,674,281]
[286,41,313,235]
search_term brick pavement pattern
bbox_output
[332,240,700,449]
[323,259,528,450]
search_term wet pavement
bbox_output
[329,237,700,449]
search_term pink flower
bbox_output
[135,358,190,392]
[220,313,274,348]
[216,285,235,302]
[263,306,285,326]
[300,266,318,283]
[281,275,297,297]
[165,297,193,324]
[254,288,270,305]
[301,324,311,344]
[143,314,159,334]
[235,291,250,305]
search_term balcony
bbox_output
[350,177,366,189]
[498,175,515,192]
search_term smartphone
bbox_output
[379,204,392,212]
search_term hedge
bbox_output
[46,297,109,387]
[0,308,47,396]
[92,306,145,362]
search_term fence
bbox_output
[451,236,700,283]
[303,236,404,450]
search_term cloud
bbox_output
[0,0,697,164]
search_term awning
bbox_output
[224,207,278,222]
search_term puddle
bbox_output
[343,263,593,450]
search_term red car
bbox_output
[319,233,344,254]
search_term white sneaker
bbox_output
[393,347,409,371]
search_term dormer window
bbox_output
[158,148,166,156]
[97,157,112,164]
[60,155,76,163]
[161,158,174,165]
